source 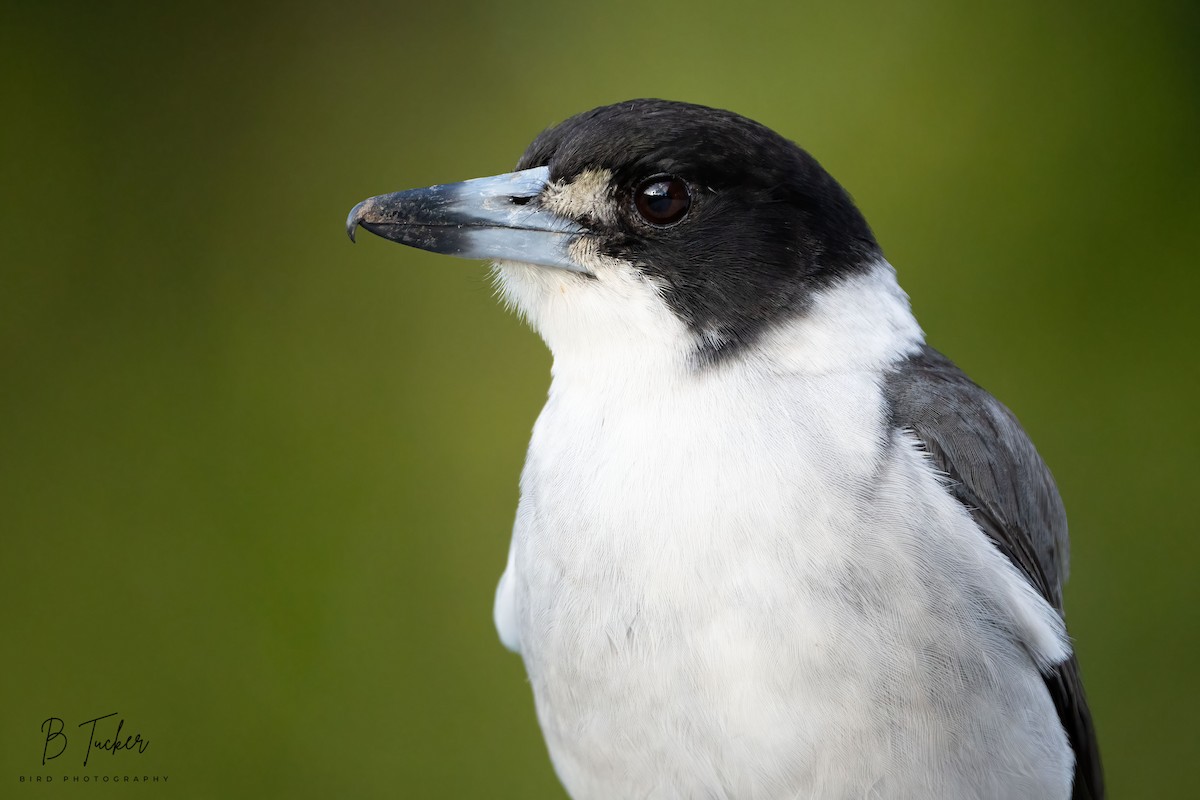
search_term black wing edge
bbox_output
[884,344,1103,800]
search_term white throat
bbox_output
[493,256,925,385]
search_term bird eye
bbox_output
[634,175,691,226]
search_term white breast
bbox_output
[492,264,1073,799]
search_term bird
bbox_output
[346,99,1102,800]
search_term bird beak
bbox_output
[346,166,588,273]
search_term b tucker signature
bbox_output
[41,713,149,767]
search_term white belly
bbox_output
[495,368,1072,800]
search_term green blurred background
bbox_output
[2,0,1197,796]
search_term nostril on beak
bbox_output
[510,195,533,206]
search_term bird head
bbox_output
[348,100,886,370]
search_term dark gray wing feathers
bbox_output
[884,344,1103,800]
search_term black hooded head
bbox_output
[517,99,882,360]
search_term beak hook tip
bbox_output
[346,201,367,243]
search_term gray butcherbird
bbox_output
[347,99,1102,800]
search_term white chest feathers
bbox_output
[493,362,1072,800]
[489,265,1072,799]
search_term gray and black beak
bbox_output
[346,166,588,273]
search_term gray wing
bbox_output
[884,344,1103,800]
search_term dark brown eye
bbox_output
[634,175,691,226]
